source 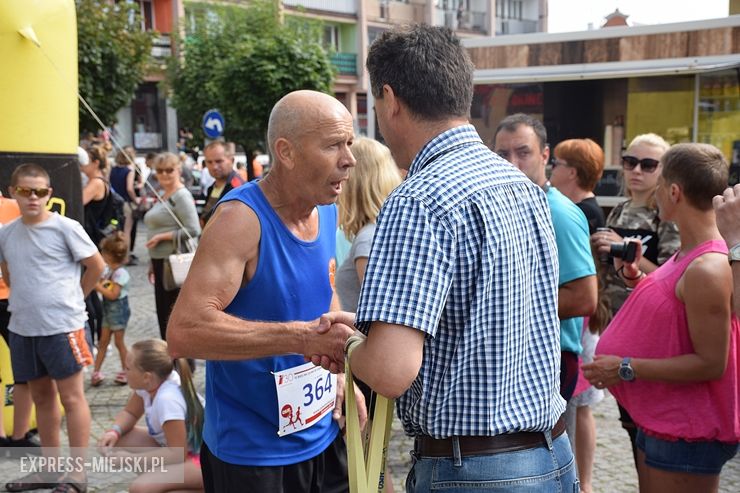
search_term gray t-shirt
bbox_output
[143,187,201,259]
[0,213,98,336]
[335,223,375,312]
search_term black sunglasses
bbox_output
[15,186,51,198]
[622,155,660,173]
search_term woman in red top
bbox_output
[583,143,739,493]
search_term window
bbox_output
[323,25,339,52]
[497,0,523,20]
[139,0,153,31]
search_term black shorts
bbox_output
[201,433,349,493]
[0,299,11,345]
[559,350,579,402]
[0,299,26,385]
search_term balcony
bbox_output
[283,0,356,16]
[330,52,357,76]
[435,8,488,34]
[151,33,172,59]
[496,18,539,35]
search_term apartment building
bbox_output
[282,0,547,137]
[114,0,183,153]
[114,0,546,150]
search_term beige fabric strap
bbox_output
[345,354,394,493]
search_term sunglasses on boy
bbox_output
[621,155,660,173]
[14,186,51,198]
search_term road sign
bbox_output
[202,109,225,139]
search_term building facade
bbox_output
[464,15,740,199]
[114,0,547,151]
[282,0,547,137]
[114,0,183,153]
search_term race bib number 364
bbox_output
[274,362,337,437]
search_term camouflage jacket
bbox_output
[602,199,680,313]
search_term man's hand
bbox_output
[303,315,356,373]
[714,184,740,247]
[333,373,368,433]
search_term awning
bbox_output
[474,54,740,85]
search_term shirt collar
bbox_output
[407,124,482,178]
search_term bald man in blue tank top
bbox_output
[167,90,363,493]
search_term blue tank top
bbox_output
[203,182,339,466]
[109,166,131,202]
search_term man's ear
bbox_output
[382,84,401,116]
[274,137,295,171]
[542,145,550,167]
[670,182,681,204]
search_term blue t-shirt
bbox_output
[202,182,339,466]
[547,186,595,354]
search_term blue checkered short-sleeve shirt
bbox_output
[355,125,565,438]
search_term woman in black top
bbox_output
[80,145,109,345]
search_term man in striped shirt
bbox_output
[324,24,577,492]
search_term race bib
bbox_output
[274,362,337,437]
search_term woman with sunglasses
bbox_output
[143,153,201,340]
[590,133,680,467]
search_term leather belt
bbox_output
[414,416,566,457]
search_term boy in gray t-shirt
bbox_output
[0,164,104,491]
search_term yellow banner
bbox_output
[0,0,78,154]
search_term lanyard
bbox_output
[345,357,394,493]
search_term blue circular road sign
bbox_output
[202,109,225,139]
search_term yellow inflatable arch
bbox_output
[0,0,81,435]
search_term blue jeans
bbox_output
[406,434,578,492]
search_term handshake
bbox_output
[303,310,365,374]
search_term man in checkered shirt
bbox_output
[323,25,577,492]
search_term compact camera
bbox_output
[610,241,639,263]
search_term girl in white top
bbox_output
[98,339,204,492]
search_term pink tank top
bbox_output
[597,239,740,443]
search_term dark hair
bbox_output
[553,138,605,191]
[10,163,50,187]
[99,231,129,263]
[366,24,473,120]
[131,339,204,452]
[494,113,548,152]
[661,143,728,211]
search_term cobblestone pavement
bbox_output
[4,227,739,491]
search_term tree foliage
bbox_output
[77,0,154,133]
[170,0,335,151]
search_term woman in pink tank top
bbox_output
[583,144,739,493]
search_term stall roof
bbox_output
[473,54,740,84]
[466,15,740,85]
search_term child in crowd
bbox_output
[1,163,104,493]
[91,232,131,387]
[98,339,204,492]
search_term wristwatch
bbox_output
[618,357,635,382]
[729,243,740,263]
